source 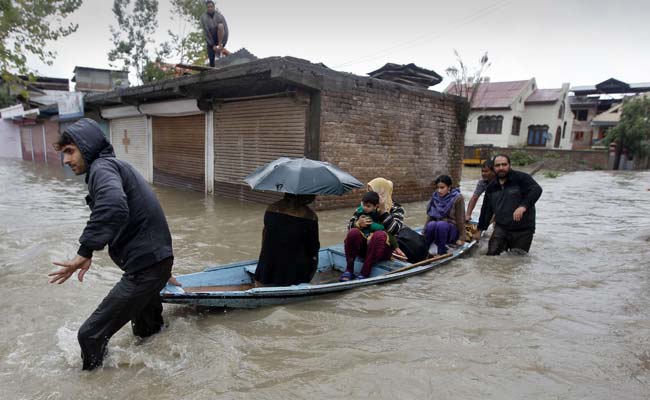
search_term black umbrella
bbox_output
[244,157,363,195]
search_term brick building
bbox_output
[85,57,465,208]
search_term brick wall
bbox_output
[315,81,464,210]
[486,147,609,171]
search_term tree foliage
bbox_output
[163,0,207,66]
[0,0,82,105]
[604,95,650,169]
[108,0,159,84]
[445,50,490,133]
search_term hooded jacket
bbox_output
[66,118,173,273]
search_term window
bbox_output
[558,103,565,119]
[562,121,567,138]
[575,131,584,140]
[477,115,503,134]
[527,125,549,146]
[576,109,589,121]
[511,117,522,136]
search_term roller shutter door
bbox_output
[152,114,205,192]
[20,127,34,161]
[44,120,61,166]
[31,124,46,163]
[110,116,149,181]
[213,96,308,203]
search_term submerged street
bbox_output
[0,159,648,399]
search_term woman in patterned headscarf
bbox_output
[339,178,405,281]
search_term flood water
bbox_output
[0,158,649,399]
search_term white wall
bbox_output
[0,119,21,158]
[464,79,536,148]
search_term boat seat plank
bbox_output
[183,284,254,293]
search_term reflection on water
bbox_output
[0,159,649,399]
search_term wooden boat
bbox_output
[161,239,477,309]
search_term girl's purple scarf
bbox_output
[427,188,460,220]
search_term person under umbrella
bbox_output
[254,193,320,287]
[245,157,362,286]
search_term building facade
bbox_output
[447,79,573,150]
[85,57,465,208]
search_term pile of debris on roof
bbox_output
[368,63,443,89]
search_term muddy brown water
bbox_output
[0,159,649,399]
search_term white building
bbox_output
[447,78,573,149]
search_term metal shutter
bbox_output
[30,124,46,162]
[110,116,149,180]
[44,120,61,166]
[213,96,308,203]
[20,127,34,161]
[152,114,205,192]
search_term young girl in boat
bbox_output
[424,175,467,255]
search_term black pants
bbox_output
[78,257,173,370]
[487,225,534,256]
[207,32,227,67]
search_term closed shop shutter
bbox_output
[31,124,46,163]
[152,114,205,192]
[110,116,149,180]
[20,127,34,161]
[44,120,61,166]
[213,96,308,203]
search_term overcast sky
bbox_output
[26,0,650,90]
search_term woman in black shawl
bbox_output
[254,194,320,286]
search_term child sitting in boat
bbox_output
[351,191,398,247]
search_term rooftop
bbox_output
[84,56,462,109]
[525,88,562,104]
[368,63,443,89]
[445,80,531,110]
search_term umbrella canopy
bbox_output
[244,157,363,196]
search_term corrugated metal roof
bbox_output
[525,88,562,104]
[445,80,530,109]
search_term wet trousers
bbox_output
[424,220,459,255]
[344,229,393,277]
[487,225,534,256]
[78,257,173,370]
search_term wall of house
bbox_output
[0,118,22,159]
[493,147,609,171]
[317,83,464,209]
[75,70,112,92]
[521,103,564,148]
[570,106,597,149]
[465,109,515,148]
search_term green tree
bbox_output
[0,0,82,106]
[108,0,159,84]
[604,96,650,170]
[445,50,490,133]
[163,0,207,66]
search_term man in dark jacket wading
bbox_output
[476,154,543,255]
[49,118,174,371]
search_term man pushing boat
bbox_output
[49,118,175,371]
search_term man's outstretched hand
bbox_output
[49,255,92,284]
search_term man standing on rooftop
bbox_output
[201,0,229,67]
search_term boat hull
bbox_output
[161,240,476,309]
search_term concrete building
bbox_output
[446,78,573,150]
[72,67,129,93]
[569,78,650,150]
[84,56,465,208]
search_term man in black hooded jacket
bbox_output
[477,154,542,255]
[49,118,174,371]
